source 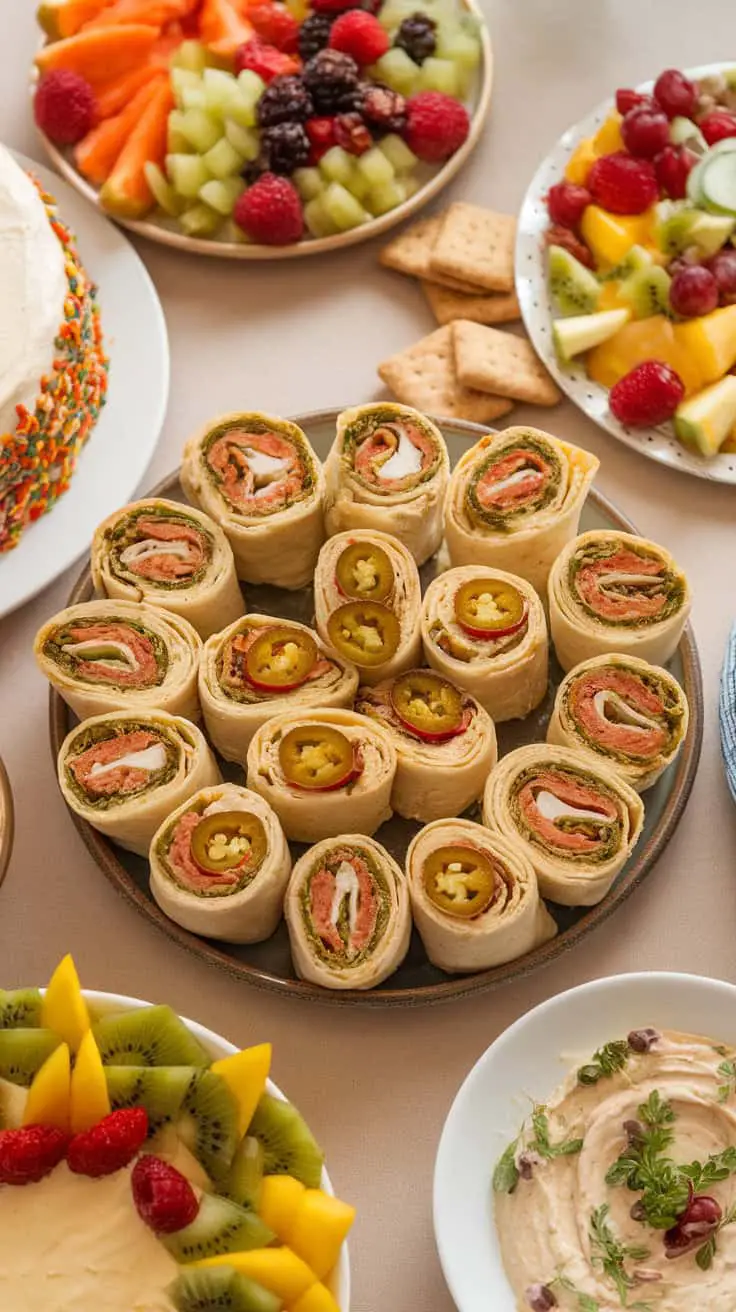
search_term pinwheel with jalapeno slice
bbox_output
[284,834,411,990]
[444,427,599,595]
[58,710,221,857]
[199,613,359,763]
[149,783,291,944]
[406,819,557,973]
[90,497,244,641]
[421,566,548,722]
[246,707,396,843]
[482,743,644,906]
[548,529,692,673]
[548,653,689,792]
[181,412,325,589]
[314,529,422,686]
[324,403,449,565]
[356,669,497,822]
[34,599,202,722]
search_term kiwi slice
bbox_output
[222,1135,265,1211]
[105,1065,195,1134]
[0,989,42,1029]
[177,1069,240,1181]
[654,201,700,256]
[92,1006,210,1068]
[162,1193,274,1263]
[0,1029,61,1086]
[548,244,600,316]
[168,1266,281,1312]
[601,243,653,282]
[619,265,672,319]
[249,1094,324,1188]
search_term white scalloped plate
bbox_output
[516,61,736,486]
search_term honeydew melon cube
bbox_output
[293,167,324,202]
[372,48,421,95]
[224,93,257,128]
[178,108,222,153]
[347,166,371,201]
[237,69,267,108]
[166,153,211,199]
[323,181,369,230]
[221,218,252,243]
[401,175,421,199]
[367,178,406,215]
[143,162,185,216]
[319,146,355,186]
[199,177,245,215]
[181,85,209,113]
[379,133,418,173]
[434,28,482,68]
[224,120,260,160]
[203,67,241,116]
[304,196,339,238]
[356,145,395,188]
[172,40,209,73]
[171,68,202,107]
[168,111,194,154]
[203,137,244,180]
[420,56,460,97]
[179,203,221,237]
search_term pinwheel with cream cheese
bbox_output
[421,566,548,721]
[405,819,557,972]
[246,707,396,843]
[284,834,411,990]
[313,529,422,687]
[548,530,691,672]
[323,403,449,565]
[482,743,644,906]
[444,427,599,594]
[35,599,202,722]
[181,412,325,589]
[58,710,220,857]
[149,783,291,944]
[90,497,244,640]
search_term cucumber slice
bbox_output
[700,153,736,216]
[686,154,709,206]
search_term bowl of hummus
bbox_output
[433,972,736,1312]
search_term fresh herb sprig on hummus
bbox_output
[588,1205,651,1306]
[530,1107,584,1160]
[717,1058,736,1103]
[577,1040,630,1086]
[492,1109,583,1196]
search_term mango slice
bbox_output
[587,315,707,396]
[673,304,736,387]
[41,954,90,1052]
[211,1043,272,1137]
[290,1283,340,1312]
[193,1249,316,1304]
[23,1042,71,1131]
[565,138,598,186]
[580,206,654,268]
[259,1174,307,1237]
[70,1029,111,1133]
[289,1191,356,1282]
[592,112,624,155]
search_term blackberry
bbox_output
[394,12,437,63]
[242,156,268,186]
[260,122,310,174]
[303,49,360,113]
[257,75,313,127]
[298,11,334,61]
[358,82,407,134]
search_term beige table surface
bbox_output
[2,2,736,1307]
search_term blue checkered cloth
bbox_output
[720,623,736,806]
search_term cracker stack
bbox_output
[378,203,561,423]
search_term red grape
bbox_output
[707,248,736,304]
[669,265,719,317]
[653,68,697,119]
[615,88,652,116]
[622,106,671,159]
[654,144,696,199]
[546,181,591,228]
[700,110,736,145]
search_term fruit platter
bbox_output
[516,62,736,483]
[44,408,703,1007]
[0,953,352,1310]
[31,0,491,257]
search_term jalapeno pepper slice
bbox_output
[422,844,499,918]
[390,670,467,743]
[279,725,362,791]
[326,601,401,668]
[191,811,267,874]
[244,626,318,692]
[335,542,394,603]
[454,579,528,640]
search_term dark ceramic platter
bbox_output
[49,412,703,1007]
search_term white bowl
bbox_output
[83,989,350,1309]
[433,971,736,1312]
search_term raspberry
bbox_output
[334,111,372,154]
[298,12,334,60]
[248,2,300,53]
[700,110,736,146]
[546,181,591,229]
[261,121,310,172]
[0,1126,69,1186]
[358,83,406,133]
[328,11,389,65]
[609,361,685,427]
[615,88,653,116]
[543,223,594,268]
[34,71,97,146]
[67,1108,148,1179]
[257,74,313,126]
[587,152,659,215]
[234,37,300,83]
[403,91,470,163]
[303,49,360,113]
[234,173,303,244]
[654,144,696,200]
[306,115,338,162]
[132,1155,199,1234]
[394,13,437,64]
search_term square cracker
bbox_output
[379,216,486,293]
[378,325,514,424]
[430,204,517,292]
[452,321,561,406]
[422,280,521,327]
